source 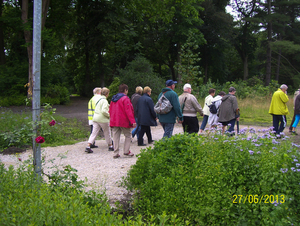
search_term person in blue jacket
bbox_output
[136,86,157,146]
[157,80,183,138]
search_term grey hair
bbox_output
[93,87,102,95]
[280,84,288,90]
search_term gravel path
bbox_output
[1,97,288,205]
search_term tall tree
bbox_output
[198,0,233,83]
[0,0,5,65]
[230,0,259,81]
[21,0,50,98]
[265,0,272,86]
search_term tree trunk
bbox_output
[84,38,91,95]
[276,49,281,81]
[176,42,182,84]
[98,48,105,87]
[243,55,248,80]
[265,0,272,86]
[0,0,5,65]
[204,59,208,84]
[22,0,50,98]
[21,0,33,98]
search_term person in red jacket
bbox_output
[109,84,136,158]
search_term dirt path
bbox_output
[1,96,292,205]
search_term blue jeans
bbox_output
[227,118,236,133]
[200,115,209,130]
[132,117,140,139]
[160,122,175,138]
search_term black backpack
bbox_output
[208,101,218,114]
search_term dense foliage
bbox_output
[0,160,187,225]
[1,0,300,100]
[125,128,300,225]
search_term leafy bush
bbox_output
[0,162,113,225]
[125,129,300,225]
[43,84,70,104]
[0,160,185,225]
[107,77,121,102]
[118,56,165,101]
[0,95,28,107]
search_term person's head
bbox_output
[228,87,236,94]
[218,91,226,97]
[209,88,216,96]
[135,86,143,95]
[280,84,288,92]
[101,87,110,97]
[93,87,102,95]
[144,86,152,95]
[166,79,177,90]
[119,84,128,94]
[183,83,192,93]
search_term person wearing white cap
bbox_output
[179,83,203,133]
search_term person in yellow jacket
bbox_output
[88,87,102,148]
[268,84,289,136]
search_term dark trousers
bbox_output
[182,116,199,134]
[138,125,152,145]
[289,112,296,131]
[272,114,287,134]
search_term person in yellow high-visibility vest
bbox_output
[88,87,102,148]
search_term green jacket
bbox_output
[157,88,183,123]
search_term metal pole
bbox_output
[32,0,42,177]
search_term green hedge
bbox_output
[125,129,300,225]
[0,161,184,225]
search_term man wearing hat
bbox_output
[218,87,239,135]
[179,83,203,133]
[157,80,183,138]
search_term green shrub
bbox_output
[107,77,121,102]
[117,56,165,101]
[0,161,185,225]
[0,162,113,225]
[43,84,70,104]
[125,129,300,225]
[0,95,28,107]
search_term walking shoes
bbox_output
[85,147,93,153]
[124,151,134,156]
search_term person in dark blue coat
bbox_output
[136,86,157,146]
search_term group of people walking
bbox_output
[178,85,239,135]
[85,81,300,159]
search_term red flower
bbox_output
[35,136,45,143]
[18,158,22,161]
[49,120,56,126]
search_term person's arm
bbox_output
[171,94,183,121]
[100,100,110,118]
[191,95,203,115]
[280,92,289,103]
[124,97,136,126]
